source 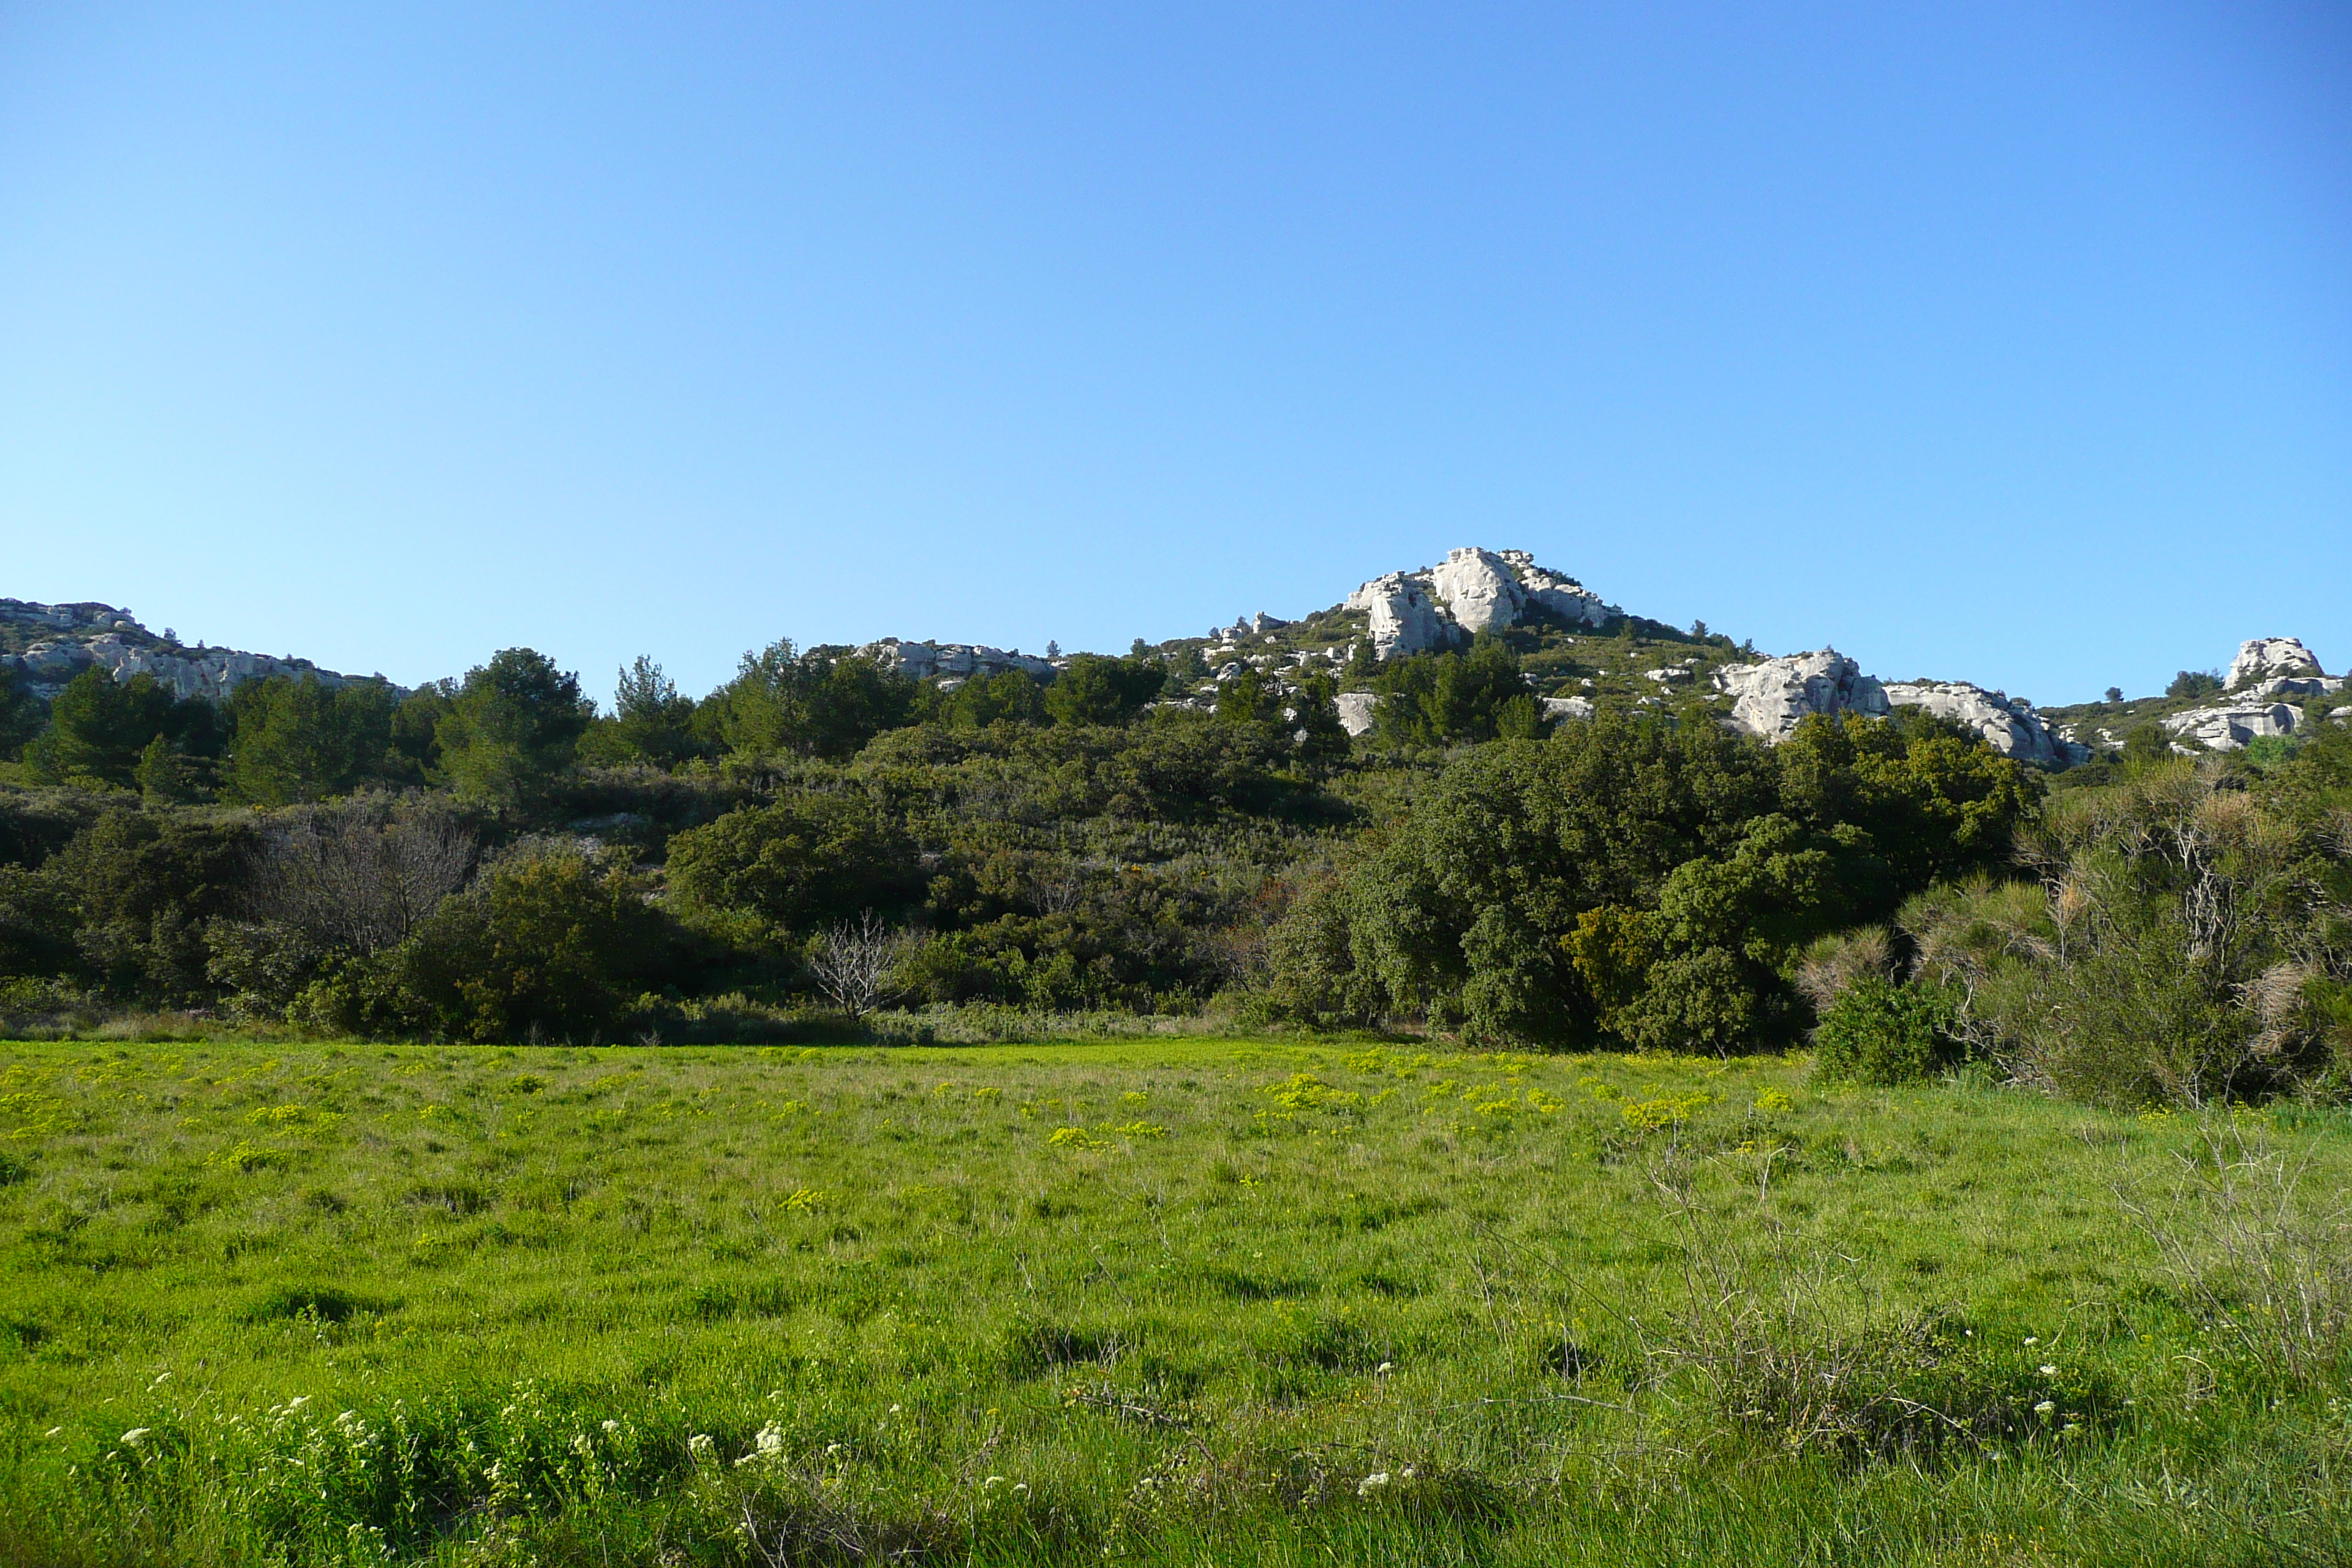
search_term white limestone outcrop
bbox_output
[1542,696,1595,723]
[1343,547,1620,660]
[0,598,367,701]
[1335,691,1379,737]
[2163,703,2301,751]
[1881,680,2091,767]
[1344,572,1460,662]
[1714,650,1888,743]
[862,638,1054,682]
[2228,638,2324,690]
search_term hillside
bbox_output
[8,552,2348,766]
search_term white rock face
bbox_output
[2228,638,2324,690]
[2163,703,2301,751]
[1335,691,1379,737]
[862,638,1053,682]
[1343,548,1620,660]
[1498,550,1616,627]
[1882,681,2091,767]
[1714,650,1888,743]
[0,598,368,701]
[1345,572,1460,661]
[1427,548,1529,633]
[2238,673,2345,701]
[1542,696,1594,723]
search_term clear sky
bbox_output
[2,2,2346,706]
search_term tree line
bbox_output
[1,636,2346,1106]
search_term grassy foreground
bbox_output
[1,1039,2348,1567]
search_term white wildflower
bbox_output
[601,1419,620,1434]
[689,1434,715,1459]
[2033,1401,2056,1417]
[2039,1365,2058,1377]
[2022,1338,2038,1346]
[1357,1472,1390,1496]
[1375,1362,1395,1376]
[121,1428,151,1447]
[571,1433,595,1458]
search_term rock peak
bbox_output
[1345,547,1619,659]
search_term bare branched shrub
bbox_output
[246,796,477,955]
[809,911,913,1018]
[2124,1121,2352,1385]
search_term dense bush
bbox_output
[304,843,676,1044]
[1812,977,1960,1086]
[1905,740,2352,1104]
[1258,709,2033,1049]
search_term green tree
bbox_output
[709,642,916,758]
[34,807,252,1001]
[2167,669,2222,700]
[23,669,219,790]
[1044,653,1166,728]
[388,844,671,1043]
[434,649,595,812]
[666,791,922,943]
[1214,669,1286,727]
[1373,637,1534,746]
[0,666,42,761]
[1293,674,1352,762]
[922,669,1048,730]
[224,676,407,805]
[580,656,702,768]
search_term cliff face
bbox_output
[0,599,374,702]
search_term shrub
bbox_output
[1812,977,1958,1086]
[387,843,675,1043]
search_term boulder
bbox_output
[1882,680,2091,767]
[1335,691,1379,737]
[2228,638,2324,690]
[1714,650,1888,743]
[1542,695,1594,723]
[2163,703,2299,751]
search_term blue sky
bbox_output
[2,2,2346,706]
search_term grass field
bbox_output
[2,1039,2348,1566]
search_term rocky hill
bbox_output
[11,555,2346,767]
[0,598,380,704]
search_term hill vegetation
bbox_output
[0,599,2347,1112]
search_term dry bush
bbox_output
[808,911,915,1018]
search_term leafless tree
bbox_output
[809,910,913,1018]
[246,796,478,954]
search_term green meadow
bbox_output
[2,1039,2348,1566]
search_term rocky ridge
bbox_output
[0,598,374,704]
